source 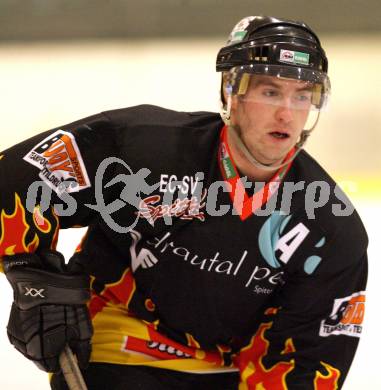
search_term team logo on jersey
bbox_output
[258,211,326,275]
[319,291,365,338]
[258,212,310,268]
[23,130,90,195]
[159,173,203,195]
[136,190,207,226]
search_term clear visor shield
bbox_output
[225,65,331,131]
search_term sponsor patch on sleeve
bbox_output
[319,291,365,338]
[23,130,91,195]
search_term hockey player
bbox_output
[0,16,368,389]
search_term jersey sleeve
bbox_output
[0,112,120,265]
[235,218,368,389]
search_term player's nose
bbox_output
[274,102,294,124]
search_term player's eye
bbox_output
[295,92,312,101]
[262,88,280,98]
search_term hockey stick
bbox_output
[59,345,88,390]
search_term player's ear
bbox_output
[221,73,228,105]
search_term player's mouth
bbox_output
[269,131,290,139]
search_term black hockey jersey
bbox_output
[0,105,368,389]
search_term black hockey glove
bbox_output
[2,250,93,373]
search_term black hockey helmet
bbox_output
[216,15,328,76]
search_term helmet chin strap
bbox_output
[220,94,232,124]
[227,125,300,171]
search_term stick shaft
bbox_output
[58,345,88,390]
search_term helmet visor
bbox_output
[225,64,330,111]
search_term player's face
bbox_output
[230,75,312,166]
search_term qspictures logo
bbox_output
[23,130,91,194]
[319,291,365,338]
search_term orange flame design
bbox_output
[186,333,201,348]
[33,205,52,233]
[281,338,296,355]
[236,322,295,390]
[89,267,136,319]
[314,361,340,389]
[264,307,279,316]
[0,194,39,256]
